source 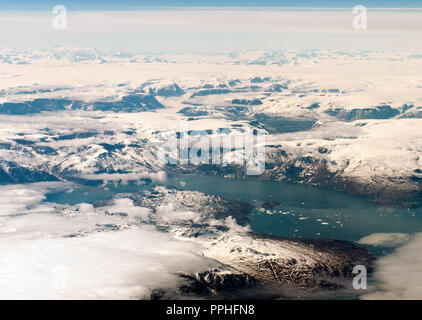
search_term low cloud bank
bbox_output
[0,227,212,299]
[81,171,167,184]
[0,183,216,299]
[362,232,422,300]
[357,233,411,248]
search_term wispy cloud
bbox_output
[1,9,422,51]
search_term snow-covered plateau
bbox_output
[1,48,422,205]
[0,48,421,299]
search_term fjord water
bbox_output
[165,175,422,245]
[47,175,422,246]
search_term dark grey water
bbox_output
[46,175,422,249]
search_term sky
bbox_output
[0,1,421,10]
[0,1,421,52]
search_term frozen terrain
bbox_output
[0,182,372,299]
[1,48,422,204]
[0,48,421,299]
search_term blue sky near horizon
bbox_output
[1,0,421,10]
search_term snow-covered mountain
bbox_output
[1,48,422,299]
[1,49,422,205]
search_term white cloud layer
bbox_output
[0,183,215,299]
[357,233,412,247]
[156,202,200,222]
[1,9,422,51]
[362,232,422,300]
[81,171,167,183]
[0,227,212,299]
